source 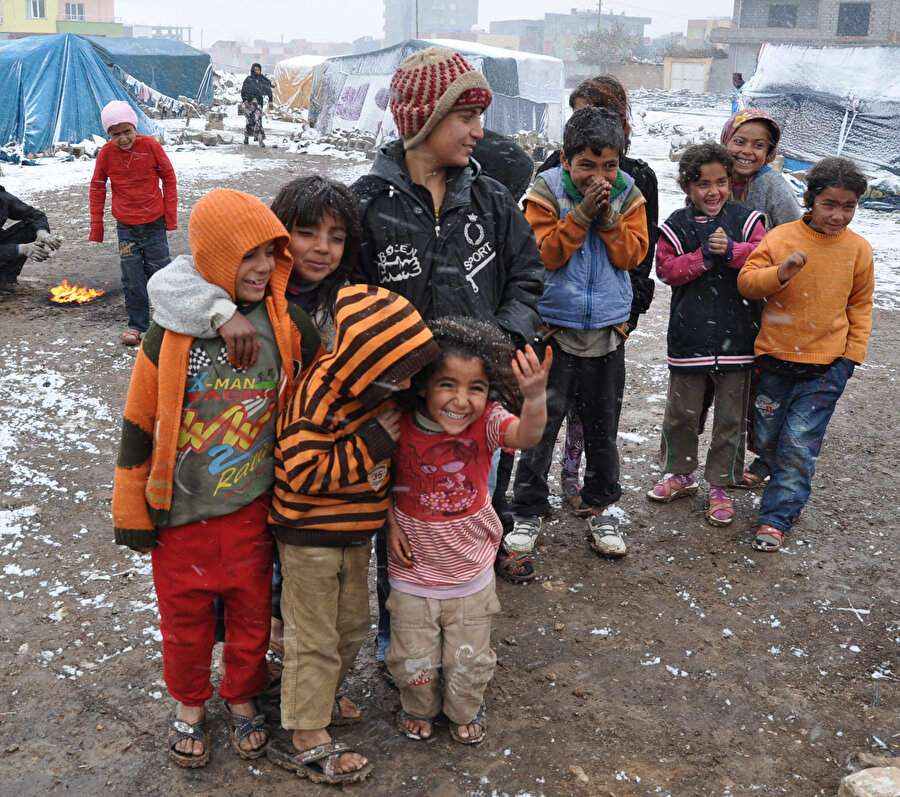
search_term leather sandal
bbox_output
[647,474,699,502]
[752,524,784,552]
[706,489,734,527]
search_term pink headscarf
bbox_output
[720,108,782,164]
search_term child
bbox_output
[506,106,649,571]
[112,189,320,768]
[386,317,550,744]
[89,101,177,346]
[266,284,440,784]
[647,143,767,526]
[737,156,873,552]
[0,186,62,293]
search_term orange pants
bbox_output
[151,496,273,706]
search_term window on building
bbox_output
[837,3,871,35]
[65,3,85,20]
[26,0,46,18]
[768,4,798,27]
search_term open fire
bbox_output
[50,280,105,304]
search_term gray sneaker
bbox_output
[504,516,542,554]
[588,513,627,557]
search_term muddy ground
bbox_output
[0,148,897,796]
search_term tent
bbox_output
[741,43,900,176]
[309,39,564,142]
[273,55,327,109]
[0,34,161,155]
[83,35,213,106]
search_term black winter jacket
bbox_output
[241,72,273,105]
[0,186,49,266]
[351,140,544,348]
[537,150,658,331]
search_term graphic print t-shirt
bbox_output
[389,401,515,594]
[166,303,281,527]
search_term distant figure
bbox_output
[0,186,62,294]
[241,63,274,147]
[732,73,745,91]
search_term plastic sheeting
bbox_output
[273,55,326,109]
[83,36,213,105]
[742,44,900,176]
[310,39,563,141]
[0,34,160,155]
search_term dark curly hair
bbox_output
[568,75,632,152]
[677,142,733,194]
[411,317,521,414]
[803,156,867,209]
[563,106,626,162]
[269,175,361,313]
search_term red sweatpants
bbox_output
[151,495,273,706]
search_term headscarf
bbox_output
[720,107,782,164]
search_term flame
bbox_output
[50,280,105,304]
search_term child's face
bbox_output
[807,186,858,235]
[421,355,489,436]
[421,108,484,168]
[288,211,346,286]
[234,240,276,302]
[725,121,772,181]
[561,146,620,196]
[688,161,730,217]
[108,123,136,151]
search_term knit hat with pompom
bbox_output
[389,46,492,150]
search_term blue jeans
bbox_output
[117,216,170,332]
[754,358,854,532]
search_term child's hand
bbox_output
[219,311,260,370]
[388,522,415,568]
[581,180,611,221]
[708,227,730,256]
[376,408,402,442]
[512,344,552,400]
[777,250,808,282]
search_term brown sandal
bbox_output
[752,525,784,552]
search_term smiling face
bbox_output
[421,354,489,435]
[288,210,346,286]
[807,186,858,235]
[725,120,772,181]
[560,146,620,197]
[420,108,485,168]
[107,122,136,151]
[688,161,730,217]
[234,240,276,302]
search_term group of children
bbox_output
[109,46,874,784]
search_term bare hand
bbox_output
[777,250,808,282]
[218,311,260,370]
[388,522,414,568]
[376,408,402,442]
[581,180,611,221]
[511,344,552,400]
[707,227,729,257]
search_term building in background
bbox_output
[383,0,478,45]
[207,39,352,73]
[0,0,122,38]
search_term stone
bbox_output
[838,767,900,797]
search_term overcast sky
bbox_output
[117,0,734,49]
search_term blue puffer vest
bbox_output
[537,166,634,330]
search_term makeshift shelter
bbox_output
[741,44,900,177]
[0,34,161,156]
[309,39,564,142]
[273,55,327,110]
[83,36,213,106]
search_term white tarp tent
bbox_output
[309,39,563,142]
[272,54,326,110]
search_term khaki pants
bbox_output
[277,542,371,730]
[385,578,500,726]
[659,370,751,486]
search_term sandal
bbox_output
[449,704,486,745]
[167,714,210,768]
[561,473,592,516]
[224,703,269,760]
[647,474,699,502]
[267,738,373,784]
[706,488,734,527]
[495,544,535,583]
[396,710,434,740]
[121,329,142,346]
[330,694,363,726]
[752,524,784,552]
[256,665,282,722]
[732,470,768,489]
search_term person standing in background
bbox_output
[241,63,274,147]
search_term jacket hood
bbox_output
[317,284,440,409]
[188,188,292,306]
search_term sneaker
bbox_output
[503,516,541,554]
[561,472,592,517]
[588,513,627,557]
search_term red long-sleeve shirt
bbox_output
[89,135,177,242]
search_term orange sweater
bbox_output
[737,217,874,365]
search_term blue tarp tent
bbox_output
[83,36,213,106]
[0,34,160,155]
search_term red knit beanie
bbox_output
[390,46,492,150]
